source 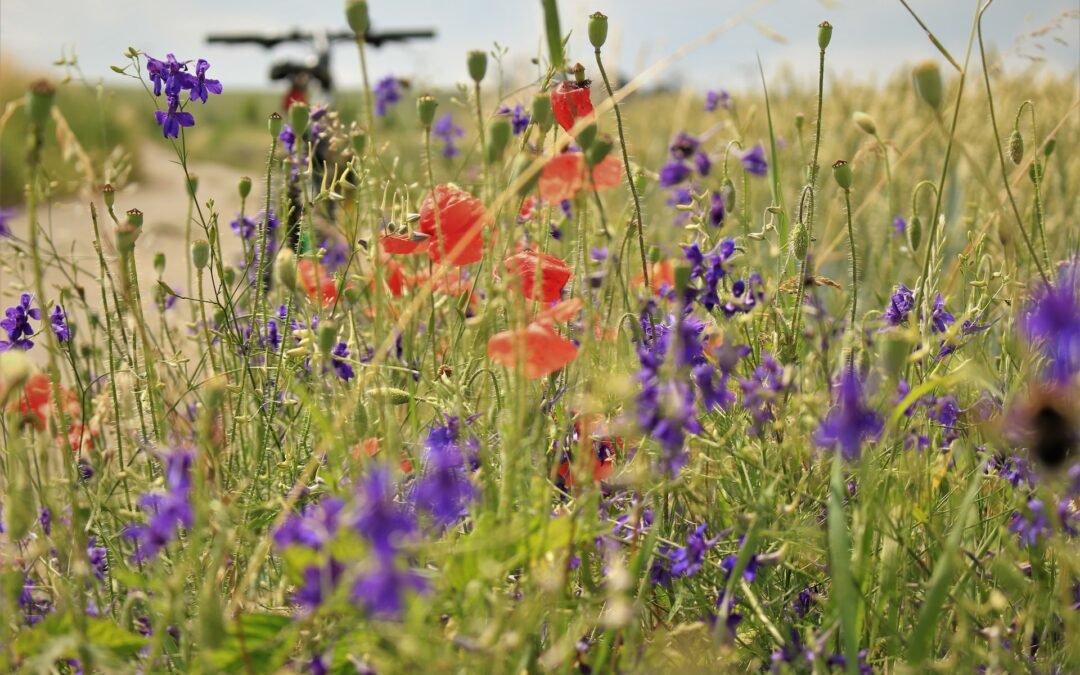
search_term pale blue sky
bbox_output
[1,1,1077,93]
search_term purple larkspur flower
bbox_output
[274,497,346,551]
[883,284,914,328]
[187,59,222,103]
[930,293,955,334]
[1009,498,1050,548]
[50,305,70,342]
[708,190,726,227]
[0,207,14,238]
[353,465,417,558]
[331,342,354,381]
[295,558,345,611]
[1,293,41,351]
[671,524,716,577]
[705,89,730,112]
[814,368,883,461]
[87,537,108,580]
[659,160,691,187]
[738,353,789,434]
[352,559,427,619]
[279,124,297,154]
[230,213,257,240]
[1021,261,1080,383]
[497,103,530,135]
[433,112,464,158]
[19,576,52,625]
[373,76,401,117]
[694,151,711,176]
[667,185,693,225]
[669,132,700,160]
[410,419,477,528]
[154,93,195,139]
[893,215,907,237]
[123,449,194,562]
[739,144,768,176]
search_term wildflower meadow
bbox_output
[1,0,1079,672]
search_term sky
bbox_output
[1,0,1077,95]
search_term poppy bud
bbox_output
[831,160,852,191]
[794,112,805,133]
[102,183,115,210]
[576,122,597,150]
[486,116,511,164]
[345,0,369,36]
[274,248,298,292]
[1043,136,1055,158]
[909,215,922,252]
[912,61,943,111]
[817,21,833,50]
[289,102,309,137]
[585,133,614,167]
[318,322,337,356]
[269,112,283,138]
[792,219,809,260]
[721,177,736,212]
[238,176,252,199]
[532,93,554,132]
[192,239,211,270]
[852,111,877,136]
[589,12,609,49]
[26,79,55,130]
[467,50,488,84]
[1028,160,1044,184]
[1007,128,1023,165]
[417,94,438,128]
[368,387,413,405]
[352,128,368,156]
[153,252,166,276]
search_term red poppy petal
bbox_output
[418,185,490,267]
[487,323,578,379]
[537,298,583,324]
[381,234,429,255]
[538,153,584,203]
[590,155,622,191]
[551,81,595,133]
[503,250,572,303]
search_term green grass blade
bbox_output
[829,455,860,675]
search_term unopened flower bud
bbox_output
[909,215,922,252]
[26,79,55,130]
[576,122,597,150]
[274,248,298,292]
[238,176,252,199]
[1028,160,1044,184]
[531,93,554,132]
[417,94,438,128]
[486,116,511,164]
[269,112,283,138]
[585,133,614,166]
[345,0,369,36]
[589,12,609,49]
[289,101,309,137]
[153,252,166,275]
[1007,128,1023,164]
[817,21,833,50]
[912,61,944,111]
[467,50,488,83]
[792,219,809,260]
[832,160,853,190]
[853,111,877,136]
[721,177,736,212]
[191,239,211,270]
[102,183,115,210]
[1043,136,1056,158]
[318,322,337,356]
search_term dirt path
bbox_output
[1,141,249,354]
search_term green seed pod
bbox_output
[368,387,413,405]
[274,248,298,292]
[571,62,587,84]
[126,208,143,228]
[512,154,541,197]
[1043,136,1056,158]
[345,0,369,36]
[576,122,597,150]
[585,133,614,167]
[589,12,609,49]
[817,21,833,50]
[531,93,554,132]
[792,219,809,260]
[238,176,252,199]
[317,322,337,356]
[26,79,55,130]
[222,267,236,287]
[102,183,115,210]
[912,61,944,111]
[153,252,166,275]
[1007,128,1023,165]
[288,101,309,136]
[351,128,368,156]
[467,50,488,84]
[831,160,853,190]
[852,111,877,136]
[909,214,922,252]
[794,112,805,133]
[269,112,283,138]
[191,239,211,270]
[416,94,438,128]
[486,116,511,164]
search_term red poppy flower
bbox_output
[550,80,594,133]
[503,250,572,303]
[538,153,621,203]
[634,260,676,296]
[518,195,536,222]
[537,298,583,324]
[11,372,93,450]
[557,416,624,486]
[380,233,429,256]
[487,322,578,379]
[353,437,414,474]
[417,184,491,267]
[298,259,339,307]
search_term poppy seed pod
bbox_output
[274,248,298,292]
[345,0,369,36]
[721,177,736,212]
[289,102,309,137]
[817,21,833,50]
[853,111,877,136]
[467,50,488,83]
[102,183,115,210]
[26,79,55,130]
[532,93,554,132]
[1007,128,1024,165]
[125,208,144,228]
[269,112,283,138]
[238,176,252,199]
[486,117,511,164]
[317,322,337,356]
[908,215,922,252]
[832,160,853,190]
[153,252,166,275]
[191,239,210,270]
[1043,136,1056,158]
[912,61,944,111]
[417,95,438,128]
[792,219,809,261]
[589,12,609,49]
[585,133,614,167]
